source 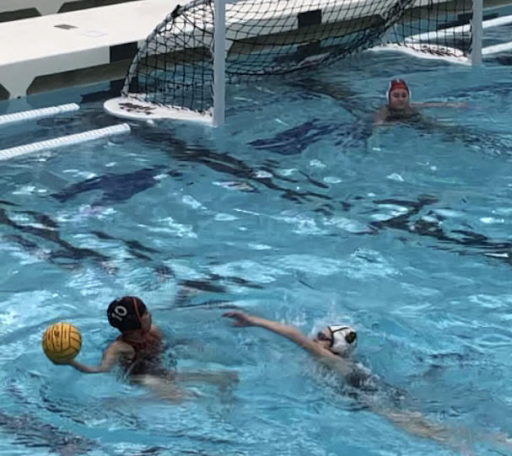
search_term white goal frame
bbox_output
[105,0,506,127]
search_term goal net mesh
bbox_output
[388,0,473,60]
[121,0,473,115]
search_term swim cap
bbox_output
[387,79,410,102]
[328,325,357,356]
[107,296,147,331]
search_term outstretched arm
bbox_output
[223,311,337,360]
[65,342,133,374]
[412,101,467,109]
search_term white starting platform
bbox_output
[0,0,179,100]
[0,0,141,21]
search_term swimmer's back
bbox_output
[117,325,167,376]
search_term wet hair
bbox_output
[107,296,147,331]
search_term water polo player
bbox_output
[222,310,511,453]
[53,296,237,401]
[373,79,467,125]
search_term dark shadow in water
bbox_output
[0,206,111,272]
[0,195,267,291]
[37,113,338,210]
[248,118,372,155]
[249,120,338,155]
[138,129,335,207]
[369,195,512,266]
[52,167,179,205]
[179,274,264,295]
[0,411,94,455]
[90,229,177,281]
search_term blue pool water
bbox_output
[1,47,512,456]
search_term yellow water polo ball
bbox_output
[42,322,82,363]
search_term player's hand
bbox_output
[223,311,255,327]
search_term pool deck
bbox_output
[0,0,179,100]
[0,0,141,19]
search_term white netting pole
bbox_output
[212,0,226,127]
[471,0,483,66]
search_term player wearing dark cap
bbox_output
[55,296,237,400]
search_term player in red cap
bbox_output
[374,79,466,125]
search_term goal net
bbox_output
[105,0,478,125]
[382,0,474,62]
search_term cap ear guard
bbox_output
[328,325,357,356]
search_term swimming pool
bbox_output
[1,41,512,455]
